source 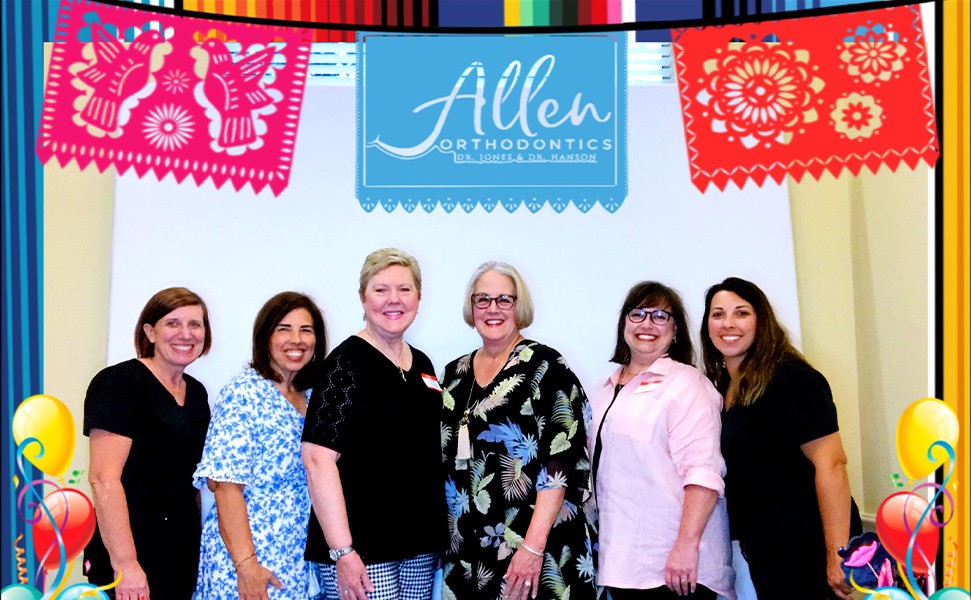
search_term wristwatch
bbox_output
[329,545,355,561]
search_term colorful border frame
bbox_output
[1,0,966,591]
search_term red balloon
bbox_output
[31,488,96,569]
[875,491,939,574]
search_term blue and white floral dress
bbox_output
[194,368,312,599]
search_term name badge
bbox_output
[634,378,663,394]
[422,373,443,392]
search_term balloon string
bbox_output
[903,440,955,598]
[17,478,70,523]
[848,570,881,597]
[16,438,69,592]
[897,560,924,600]
[79,571,123,598]
[46,558,74,599]
[911,484,955,529]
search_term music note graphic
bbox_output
[890,473,905,488]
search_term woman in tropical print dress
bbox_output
[441,261,597,600]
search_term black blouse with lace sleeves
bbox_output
[301,343,361,453]
[302,335,448,565]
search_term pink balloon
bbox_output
[31,488,96,569]
[875,491,939,574]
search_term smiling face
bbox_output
[143,304,206,371]
[269,308,316,382]
[623,303,676,369]
[471,270,520,347]
[361,264,420,341]
[707,290,757,372]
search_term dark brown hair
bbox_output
[250,292,327,392]
[610,281,694,366]
[700,277,806,408]
[135,287,211,358]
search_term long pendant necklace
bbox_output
[456,339,522,468]
[456,382,477,464]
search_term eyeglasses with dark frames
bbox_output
[627,307,673,325]
[472,293,517,310]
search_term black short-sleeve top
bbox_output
[720,359,838,543]
[83,358,210,516]
[302,336,448,564]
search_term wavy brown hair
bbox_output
[700,277,806,408]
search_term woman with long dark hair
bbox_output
[701,277,861,600]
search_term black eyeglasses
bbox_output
[472,293,517,310]
[627,308,673,325]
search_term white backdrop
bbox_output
[108,83,801,396]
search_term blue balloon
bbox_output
[40,583,109,600]
[930,588,971,600]
[864,588,913,600]
[1,585,42,600]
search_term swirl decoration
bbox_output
[16,437,68,592]
[849,437,963,600]
[900,442,956,598]
[10,437,101,598]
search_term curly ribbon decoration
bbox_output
[848,570,883,598]
[897,561,922,599]
[901,440,956,599]
[15,477,73,588]
[15,533,30,583]
[46,559,75,599]
[16,437,70,592]
[79,572,124,598]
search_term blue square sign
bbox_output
[357,33,628,212]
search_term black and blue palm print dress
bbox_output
[441,341,597,600]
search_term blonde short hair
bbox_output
[462,261,534,329]
[359,247,422,298]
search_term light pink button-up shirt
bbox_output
[588,357,735,597]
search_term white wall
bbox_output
[106,84,800,396]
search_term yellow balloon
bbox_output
[11,394,76,476]
[896,397,960,480]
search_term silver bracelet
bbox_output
[521,542,543,557]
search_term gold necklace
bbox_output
[364,331,407,382]
[392,343,407,382]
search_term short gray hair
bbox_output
[462,261,534,329]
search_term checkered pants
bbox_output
[315,553,438,600]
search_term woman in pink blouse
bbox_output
[588,281,734,600]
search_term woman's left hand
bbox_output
[826,557,853,600]
[236,559,284,600]
[664,541,700,597]
[502,546,542,600]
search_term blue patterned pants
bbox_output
[314,553,438,600]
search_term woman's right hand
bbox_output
[113,559,149,600]
[236,559,284,600]
[335,551,374,600]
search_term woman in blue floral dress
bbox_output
[194,292,327,600]
[441,261,597,600]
